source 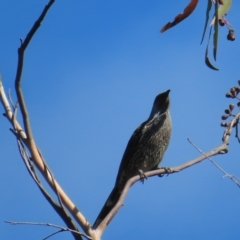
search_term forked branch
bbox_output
[1,1,240,240]
[15,0,55,140]
[0,1,91,240]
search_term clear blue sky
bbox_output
[1,1,240,239]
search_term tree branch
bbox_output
[0,1,92,239]
[4,221,91,240]
[15,0,55,140]
[16,139,82,240]
[94,111,240,236]
[0,77,26,140]
[188,138,240,188]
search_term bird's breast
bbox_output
[116,111,171,188]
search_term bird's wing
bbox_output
[115,112,167,184]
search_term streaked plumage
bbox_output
[93,90,172,228]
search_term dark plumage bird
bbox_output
[93,90,172,229]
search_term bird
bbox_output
[93,89,172,229]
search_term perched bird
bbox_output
[93,90,172,229]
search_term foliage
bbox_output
[161,0,234,70]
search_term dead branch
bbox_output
[16,139,81,240]
[0,78,26,140]
[12,0,91,236]
[15,0,55,140]
[4,221,91,240]
[188,138,240,188]
[0,1,90,239]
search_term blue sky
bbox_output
[1,1,240,239]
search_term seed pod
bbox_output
[222,115,229,120]
[235,87,240,93]
[229,104,234,110]
[221,122,228,127]
[227,29,235,41]
[226,92,233,98]
[230,35,235,41]
[219,19,225,26]
[230,88,236,97]
[224,109,230,114]
[230,87,235,92]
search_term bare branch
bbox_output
[43,230,63,240]
[4,221,92,240]
[43,229,63,240]
[1,0,238,238]
[0,77,26,140]
[188,138,240,188]
[235,118,240,142]
[7,89,15,110]
[7,0,92,237]
[2,75,80,235]
[95,144,223,234]
[0,59,94,239]
[15,139,82,240]
[0,1,90,238]
[222,111,240,143]
[14,0,55,140]
[36,148,82,239]
[95,111,240,235]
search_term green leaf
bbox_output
[205,27,219,71]
[205,48,219,70]
[200,0,212,44]
[218,0,232,18]
[213,0,219,61]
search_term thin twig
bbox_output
[37,149,64,208]
[0,77,26,140]
[4,221,92,240]
[222,112,240,143]
[235,118,240,142]
[16,140,82,240]
[43,229,63,240]
[7,89,15,110]
[12,102,19,133]
[17,139,42,184]
[188,138,240,188]
[36,148,80,237]
[15,0,55,140]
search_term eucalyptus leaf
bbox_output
[213,0,219,60]
[218,0,232,18]
[201,0,212,44]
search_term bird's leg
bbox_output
[156,166,172,177]
[138,169,147,184]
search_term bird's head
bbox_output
[149,89,170,118]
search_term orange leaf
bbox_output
[160,0,199,33]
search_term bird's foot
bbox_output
[138,169,147,184]
[157,166,172,177]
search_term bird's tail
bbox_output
[93,186,121,229]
